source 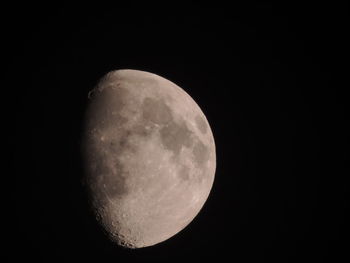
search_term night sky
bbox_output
[8,3,348,262]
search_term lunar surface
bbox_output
[82,69,216,248]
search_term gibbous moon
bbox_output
[82,69,216,248]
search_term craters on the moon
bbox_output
[83,70,216,249]
[86,86,130,131]
[87,92,211,204]
[92,154,129,200]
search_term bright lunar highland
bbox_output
[82,69,216,248]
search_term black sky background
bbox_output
[7,3,349,262]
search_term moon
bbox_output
[82,69,216,248]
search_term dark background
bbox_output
[7,3,348,262]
